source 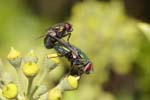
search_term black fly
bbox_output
[44,22,73,49]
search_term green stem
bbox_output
[14,97,19,100]
[15,68,23,94]
[27,77,34,99]
[30,85,38,99]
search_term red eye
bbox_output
[84,62,93,74]
[65,23,72,32]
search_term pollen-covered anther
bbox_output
[48,87,62,100]
[2,83,18,99]
[22,62,39,78]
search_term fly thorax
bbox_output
[58,26,65,32]
[49,31,56,36]
[72,53,77,58]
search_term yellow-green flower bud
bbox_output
[67,75,80,89]
[47,54,60,64]
[7,47,22,68]
[2,83,18,99]
[22,62,39,78]
[45,54,60,72]
[7,47,21,59]
[24,50,38,63]
[48,87,62,100]
[58,75,80,91]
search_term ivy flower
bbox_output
[2,83,18,99]
[7,47,22,68]
[7,47,21,59]
[22,62,39,78]
[45,53,60,72]
[58,75,80,91]
[48,87,62,100]
[0,47,82,100]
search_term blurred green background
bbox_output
[0,0,150,100]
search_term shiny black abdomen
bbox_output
[44,35,56,49]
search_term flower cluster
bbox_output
[0,47,80,100]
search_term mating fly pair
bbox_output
[43,22,93,76]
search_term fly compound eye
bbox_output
[65,23,73,32]
[84,62,93,74]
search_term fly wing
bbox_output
[49,35,80,57]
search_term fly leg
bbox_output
[47,53,64,59]
[68,63,75,75]
[77,68,84,76]
[61,32,71,43]
[67,33,71,43]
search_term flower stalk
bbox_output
[26,78,34,99]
